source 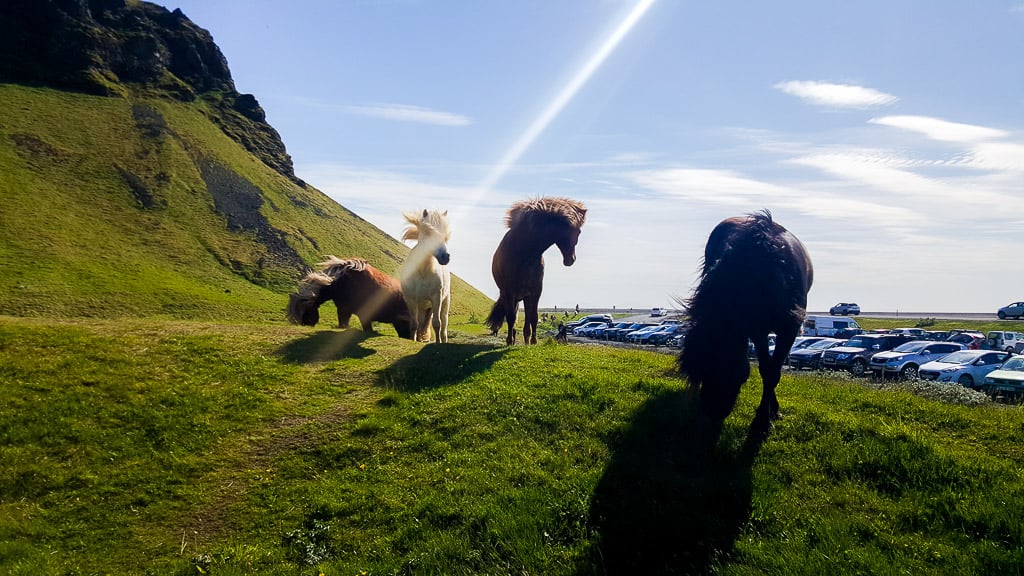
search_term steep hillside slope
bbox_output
[0,1,492,323]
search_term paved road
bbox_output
[548,309,1001,322]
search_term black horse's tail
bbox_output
[486,300,507,335]
[678,213,779,420]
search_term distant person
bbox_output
[575,304,580,315]
[556,321,568,343]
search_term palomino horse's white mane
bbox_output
[401,209,451,243]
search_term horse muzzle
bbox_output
[562,253,576,267]
[435,249,451,266]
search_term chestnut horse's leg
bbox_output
[523,294,540,345]
[335,304,352,329]
[405,299,421,342]
[358,314,374,333]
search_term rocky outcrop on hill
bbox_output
[0,0,301,184]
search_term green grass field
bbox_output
[2,316,1022,575]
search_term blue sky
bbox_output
[166,0,1024,313]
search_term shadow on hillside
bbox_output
[585,388,767,575]
[276,329,376,363]
[377,343,507,392]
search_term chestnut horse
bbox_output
[486,197,587,345]
[678,211,813,428]
[286,256,412,338]
[399,209,452,343]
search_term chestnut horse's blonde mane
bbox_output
[295,257,369,298]
[505,197,587,230]
[401,209,451,243]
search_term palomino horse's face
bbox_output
[423,209,451,265]
[433,241,450,266]
[555,227,582,267]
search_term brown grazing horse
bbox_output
[678,211,813,428]
[286,256,412,339]
[486,197,587,344]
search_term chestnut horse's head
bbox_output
[554,225,583,267]
[505,197,587,266]
[286,292,321,326]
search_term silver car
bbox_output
[997,301,1024,320]
[868,341,964,380]
[918,350,1010,389]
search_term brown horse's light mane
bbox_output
[401,209,451,242]
[296,257,369,298]
[505,197,586,230]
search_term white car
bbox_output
[918,350,1010,389]
[983,355,1024,400]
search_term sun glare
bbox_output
[456,0,657,220]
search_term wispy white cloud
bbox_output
[627,167,918,229]
[341,103,472,126]
[869,115,1007,142]
[774,80,898,109]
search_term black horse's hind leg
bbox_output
[504,299,518,345]
[754,329,796,426]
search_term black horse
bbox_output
[678,211,813,427]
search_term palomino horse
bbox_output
[286,256,412,338]
[678,211,813,428]
[486,197,587,345]
[399,209,452,343]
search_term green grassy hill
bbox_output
[1,317,1021,575]
[0,83,492,322]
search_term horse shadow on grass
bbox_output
[585,387,768,575]
[276,329,377,364]
[377,343,508,392]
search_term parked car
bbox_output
[918,350,1010,389]
[921,330,951,341]
[666,332,686,348]
[626,325,664,344]
[634,324,677,345]
[982,355,1024,400]
[606,323,648,341]
[868,341,964,380]
[986,331,1024,353]
[788,338,846,370]
[573,321,609,337]
[997,301,1024,320]
[801,315,862,337]
[768,336,825,359]
[821,333,916,376]
[566,314,613,330]
[647,324,686,346]
[889,327,927,338]
[594,322,631,340]
[650,307,667,317]
[947,331,985,350]
[829,302,860,315]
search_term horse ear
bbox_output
[443,210,448,216]
[423,209,429,218]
